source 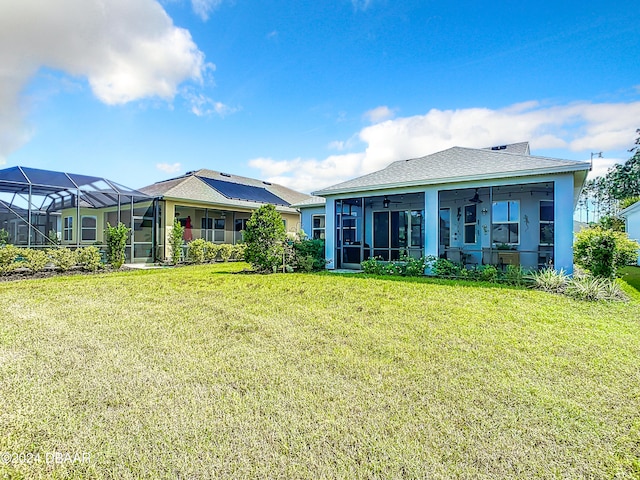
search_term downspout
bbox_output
[76,188,80,248]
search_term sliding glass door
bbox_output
[373,210,424,260]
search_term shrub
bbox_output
[0,245,20,274]
[504,264,528,286]
[573,226,639,278]
[0,228,9,245]
[243,204,286,272]
[565,275,627,302]
[77,246,102,272]
[292,239,325,272]
[186,239,207,264]
[360,255,428,277]
[169,220,185,265]
[432,258,461,277]
[361,256,385,275]
[479,264,499,283]
[231,243,246,261]
[48,247,77,272]
[218,243,233,262]
[204,242,220,263]
[105,222,130,269]
[20,248,49,272]
[530,268,569,293]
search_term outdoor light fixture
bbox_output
[383,196,390,208]
[481,208,488,215]
[469,189,483,203]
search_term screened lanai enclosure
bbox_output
[0,166,158,263]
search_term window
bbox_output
[464,204,477,244]
[373,210,424,260]
[540,200,554,245]
[235,218,248,232]
[214,218,225,242]
[63,216,73,241]
[439,208,450,248]
[492,200,519,244]
[312,215,325,240]
[81,216,97,241]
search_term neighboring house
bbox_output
[298,142,591,273]
[620,200,640,266]
[0,166,152,260]
[138,169,309,262]
[0,166,310,263]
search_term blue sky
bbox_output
[1,0,638,193]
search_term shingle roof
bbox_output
[139,169,310,213]
[313,145,591,196]
[290,196,326,208]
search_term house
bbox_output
[138,169,309,262]
[0,166,310,263]
[0,166,152,260]
[620,200,640,266]
[296,142,591,274]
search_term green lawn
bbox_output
[621,265,640,294]
[0,263,639,479]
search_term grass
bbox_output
[621,265,640,294]
[0,263,639,479]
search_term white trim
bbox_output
[313,164,590,196]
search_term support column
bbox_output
[424,187,439,261]
[325,197,336,269]
[554,174,574,274]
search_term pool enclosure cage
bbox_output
[0,166,158,263]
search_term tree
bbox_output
[577,129,640,221]
[169,220,185,265]
[573,226,639,278]
[105,222,130,269]
[243,204,286,272]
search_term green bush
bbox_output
[573,226,639,278]
[243,204,286,272]
[186,239,207,264]
[360,255,428,277]
[169,220,185,265]
[204,242,220,263]
[432,258,461,277]
[0,228,9,245]
[504,264,528,286]
[231,243,246,261]
[20,248,49,272]
[48,247,77,272]
[530,267,569,293]
[77,246,102,272]
[0,245,20,274]
[479,264,499,283]
[105,222,130,269]
[292,239,325,272]
[619,195,640,210]
[218,243,233,262]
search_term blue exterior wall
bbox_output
[305,171,580,273]
[299,205,326,238]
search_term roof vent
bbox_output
[262,181,272,185]
[220,172,231,177]
[185,171,195,175]
[491,145,507,151]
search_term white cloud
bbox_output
[351,0,373,11]
[186,92,238,117]
[191,0,223,21]
[0,0,208,162]
[249,100,640,193]
[156,162,182,174]
[364,106,395,123]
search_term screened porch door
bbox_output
[132,215,153,263]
